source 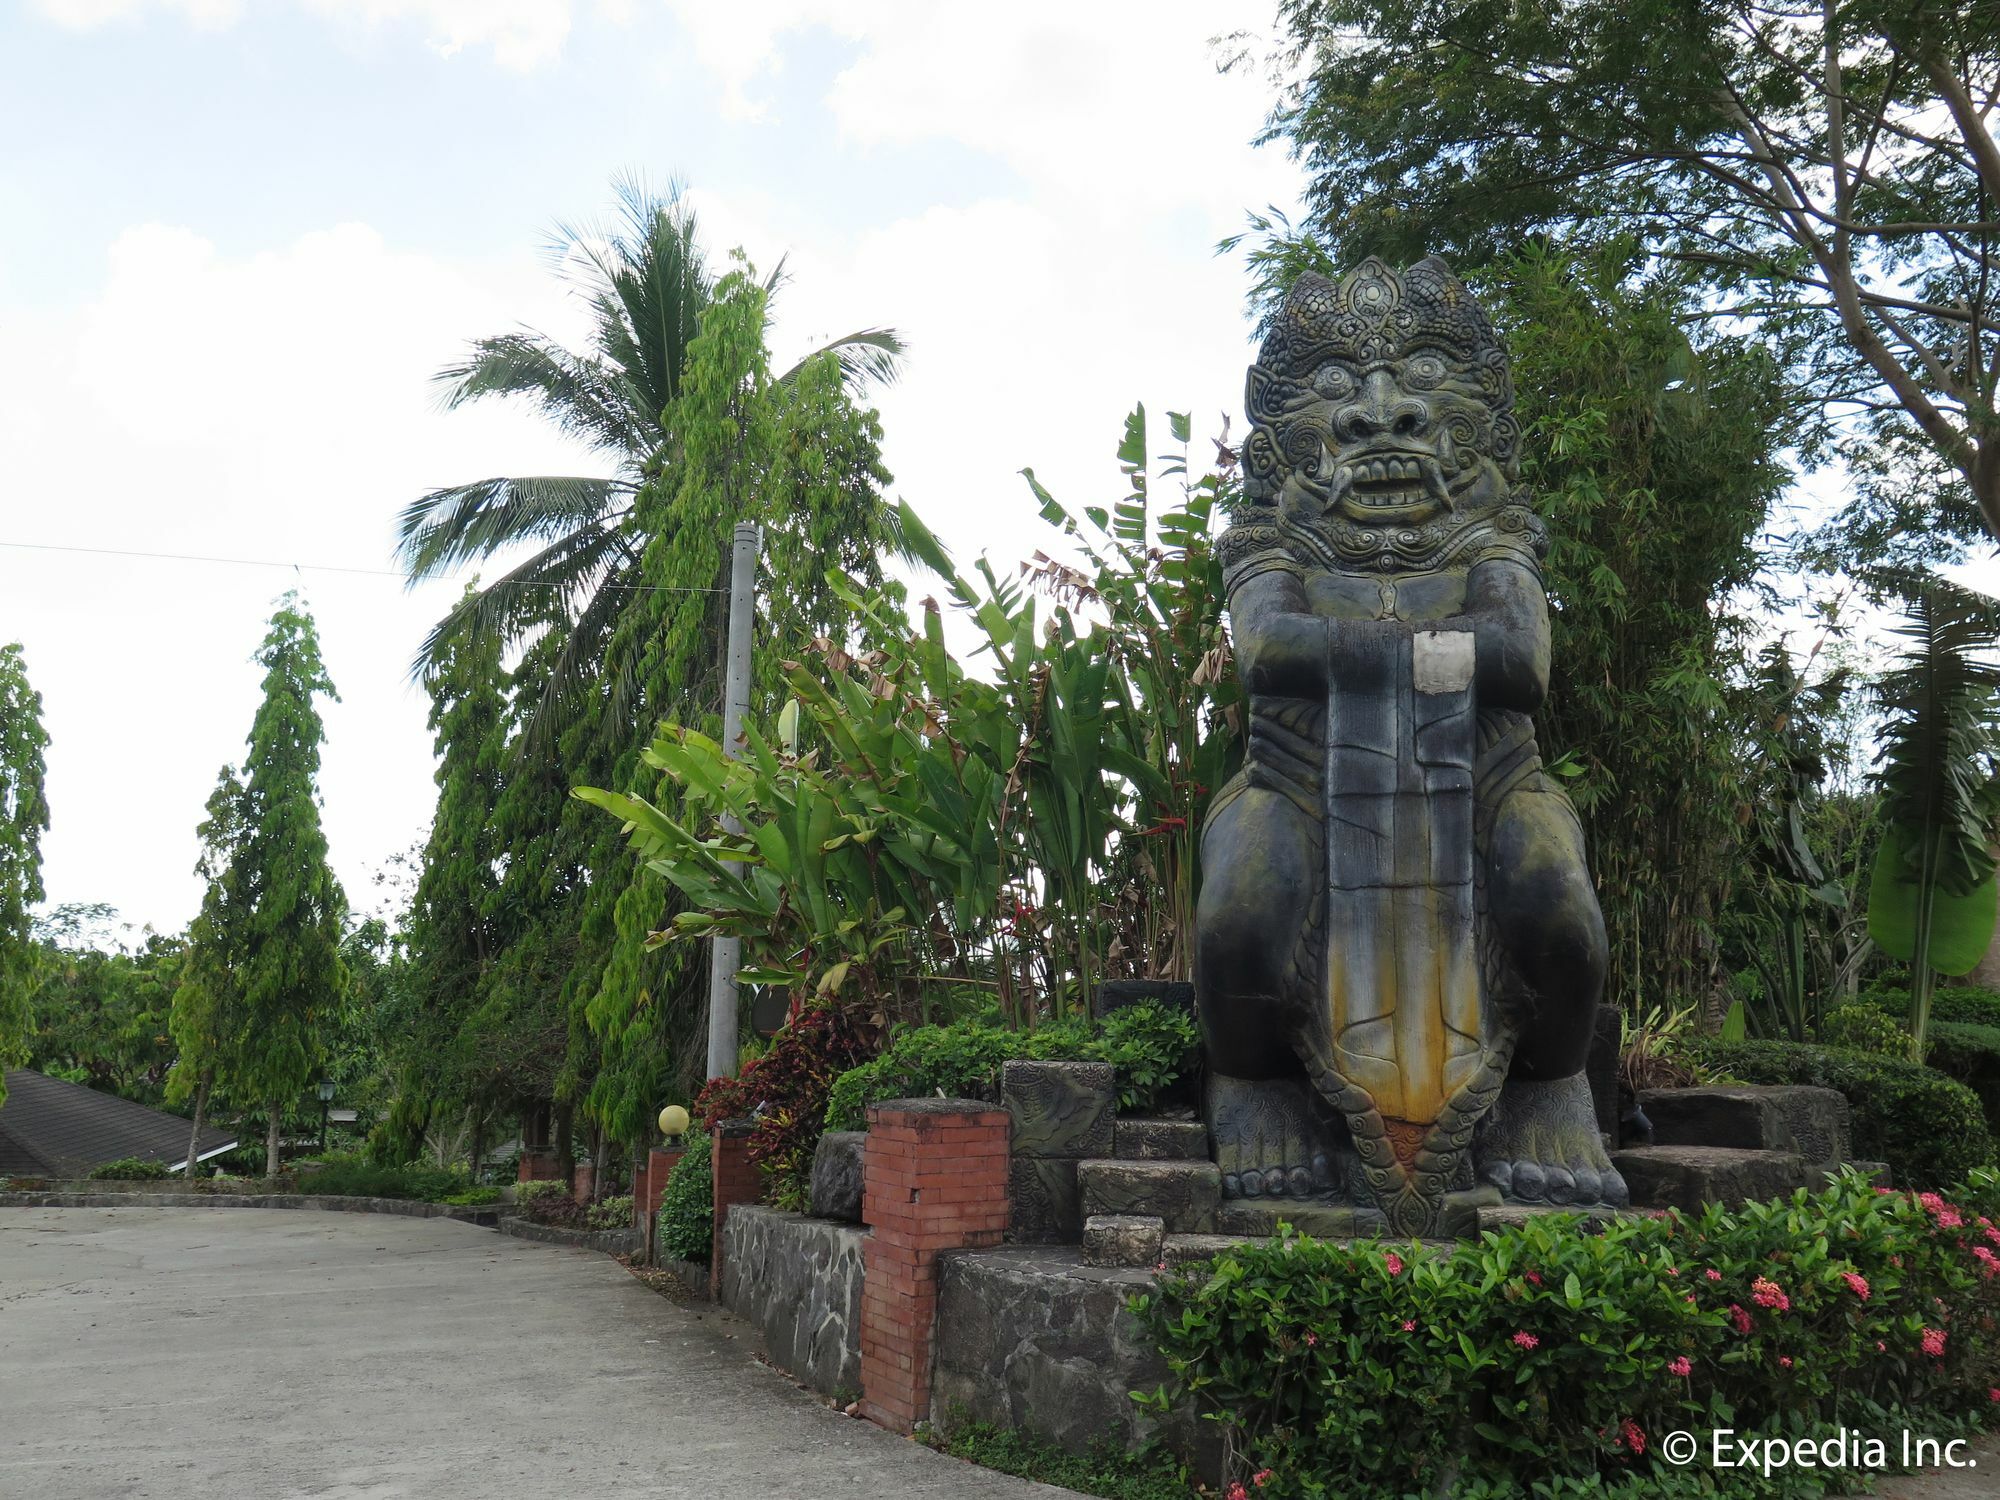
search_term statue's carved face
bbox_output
[1243,258,1519,531]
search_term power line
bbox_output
[0,538,728,592]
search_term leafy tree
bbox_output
[29,907,181,1104]
[0,641,49,1104]
[184,598,349,1175]
[169,764,251,1172]
[395,179,903,750]
[1244,0,2000,552]
[1866,580,2000,1058]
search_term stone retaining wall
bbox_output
[496,1217,642,1256]
[719,1205,866,1398]
[930,1244,1202,1462]
[0,1190,503,1224]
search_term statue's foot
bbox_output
[1475,1072,1629,1209]
[1205,1072,1340,1199]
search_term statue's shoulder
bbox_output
[1464,500,1551,575]
[1216,512,1300,593]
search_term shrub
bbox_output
[1134,1170,2000,1497]
[584,1194,634,1233]
[304,1153,470,1202]
[512,1177,588,1227]
[1866,982,2000,1030]
[441,1185,502,1206]
[1928,1022,2000,1139]
[1816,1003,1911,1057]
[655,1137,713,1264]
[1680,1037,1996,1188]
[824,1000,1199,1132]
[695,1004,877,1210]
[87,1157,171,1181]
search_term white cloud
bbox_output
[30,0,576,68]
[1,221,597,932]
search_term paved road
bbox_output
[0,1207,1076,1500]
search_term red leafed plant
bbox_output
[695,1002,879,1210]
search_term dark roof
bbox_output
[0,1071,237,1178]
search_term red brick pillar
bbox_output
[518,1148,560,1183]
[709,1120,760,1299]
[571,1162,596,1204]
[859,1099,1010,1435]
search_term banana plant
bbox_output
[1865,579,2000,1061]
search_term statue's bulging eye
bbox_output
[1405,352,1447,389]
[1312,364,1355,401]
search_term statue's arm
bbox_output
[1230,568,1332,696]
[1452,558,1551,711]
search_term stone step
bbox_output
[1214,1199,1384,1239]
[1081,1214,1165,1268]
[1161,1231,1257,1268]
[1477,1202,1635,1235]
[1077,1159,1221,1233]
[1609,1145,1807,1212]
[1113,1118,1209,1162]
[1638,1085,1850,1167]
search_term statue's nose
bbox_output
[1334,370,1429,443]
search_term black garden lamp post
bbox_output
[317,1078,335,1153]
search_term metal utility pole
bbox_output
[706,521,760,1080]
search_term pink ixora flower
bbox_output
[1877,1341,1887,1353]
[1779,1356,1794,1369]
[1668,1356,1692,1378]
[1972,1245,2000,1277]
[1525,1270,1543,1286]
[1226,1484,1249,1500]
[1304,1332,1318,1347]
[1253,1471,1274,1489]
[1922,1328,1948,1359]
[1512,1331,1539,1351]
[1665,1265,1679,1277]
[1621,1419,1647,1455]
[1704,1269,1723,1282]
[1842,1271,1870,1301]
[1728,1304,1754,1335]
[1989,1389,2000,1404]
[1751,1277,1790,1312]
[1384,1251,1405,1276]
[1402,1320,1417,1332]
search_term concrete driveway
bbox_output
[0,1207,1077,1500]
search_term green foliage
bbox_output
[1869,984,2000,1031]
[581,410,1237,1038]
[1866,581,2000,1058]
[1926,1023,2000,1142]
[302,1153,468,1202]
[694,1003,876,1210]
[29,911,181,1106]
[933,1420,1194,1500]
[1134,1171,2000,1497]
[823,1000,1198,1132]
[655,1135,713,1264]
[584,1194,633,1233]
[0,642,49,1104]
[1682,1037,1996,1188]
[441,1185,501,1206]
[1816,1004,1910,1058]
[87,1157,171,1181]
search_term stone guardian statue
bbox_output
[1196,257,1628,1237]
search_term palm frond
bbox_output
[410,522,634,683]
[395,476,635,580]
[777,327,908,394]
[433,332,640,456]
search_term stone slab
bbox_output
[1476,1202,1637,1235]
[1007,1155,1082,1244]
[1001,1060,1115,1159]
[1214,1199,1383,1238]
[1077,1159,1220,1233]
[1609,1145,1807,1212]
[1113,1118,1208,1161]
[1081,1214,1165,1269]
[808,1130,867,1224]
[1638,1085,1849,1166]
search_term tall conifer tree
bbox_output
[170,764,251,1172]
[0,642,49,1104]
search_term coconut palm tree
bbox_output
[395,177,903,747]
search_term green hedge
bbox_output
[1681,1038,1996,1188]
[656,1136,713,1264]
[86,1157,172,1181]
[824,1000,1198,1132]
[1928,1022,2000,1141]
[298,1153,470,1202]
[1863,983,2000,1029]
[1134,1171,2000,1497]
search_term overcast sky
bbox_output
[0,0,1308,938]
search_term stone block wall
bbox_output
[859,1099,1010,1434]
[719,1206,867,1398]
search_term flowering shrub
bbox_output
[694,1002,877,1209]
[1132,1169,2000,1496]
